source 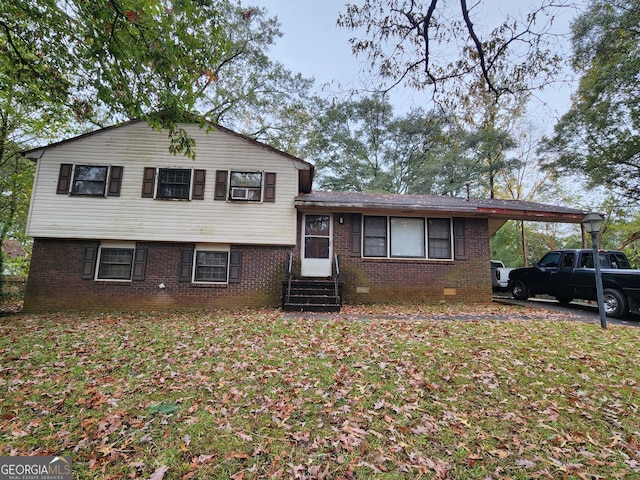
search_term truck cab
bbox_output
[508,249,640,318]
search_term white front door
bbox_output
[301,214,332,277]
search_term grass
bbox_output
[0,305,639,479]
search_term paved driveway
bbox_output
[493,295,640,328]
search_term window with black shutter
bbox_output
[83,243,145,281]
[57,164,123,197]
[180,245,235,284]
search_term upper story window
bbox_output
[57,163,123,197]
[72,165,108,196]
[214,170,276,203]
[363,215,452,260]
[157,168,191,199]
[229,172,262,201]
[141,167,206,200]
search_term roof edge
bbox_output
[19,118,314,173]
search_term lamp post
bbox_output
[582,213,607,329]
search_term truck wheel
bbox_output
[602,288,628,318]
[556,296,574,305]
[512,280,529,300]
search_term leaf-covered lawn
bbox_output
[1,306,639,479]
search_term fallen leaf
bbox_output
[148,465,169,480]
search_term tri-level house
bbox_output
[22,120,587,312]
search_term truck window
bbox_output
[561,252,575,268]
[538,251,561,268]
[611,253,631,269]
[580,253,594,268]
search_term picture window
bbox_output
[362,216,453,260]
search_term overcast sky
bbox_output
[248,0,580,128]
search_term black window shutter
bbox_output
[141,167,156,198]
[192,169,206,200]
[179,248,194,282]
[214,170,228,200]
[229,251,242,283]
[453,217,467,260]
[350,213,362,257]
[57,163,73,194]
[132,248,147,281]
[107,166,124,197]
[81,245,98,279]
[263,172,276,202]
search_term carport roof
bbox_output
[294,191,589,236]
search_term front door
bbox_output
[301,214,332,277]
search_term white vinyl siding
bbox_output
[26,123,302,245]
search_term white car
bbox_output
[491,260,514,291]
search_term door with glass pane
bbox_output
[301,214,332,277]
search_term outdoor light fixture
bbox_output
[582,212,605,236]
[582,212,607,329]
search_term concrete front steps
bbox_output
[282,279,342,312]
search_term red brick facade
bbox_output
[321,213,492,305]
[23,214,491,312]
[23,239,291,312]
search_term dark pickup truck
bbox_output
[508,249,640,318]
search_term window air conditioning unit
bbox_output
[230,187,250,200]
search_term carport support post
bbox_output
[582,213,607,329]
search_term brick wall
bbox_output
[23,239,291,312]
[320,213,492,305]
[25,213,492,312]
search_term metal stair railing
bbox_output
[333,254,340,300]
[286,252,293,305]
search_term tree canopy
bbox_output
[337,0,568,101]
[541,0,640,203]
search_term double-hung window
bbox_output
[157,168,191,199]
[362,216,452,259]
[214,170,277,203]
[179,244,232,284]
[141,167,206,200]
[98,247,134,280]
[56,164,123,197]
[229,172,262,201]
[194,250,229,282]
[81,242,147,281]
[72,165,109,196]
[363,216,387,257]
[427,218,452,259]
